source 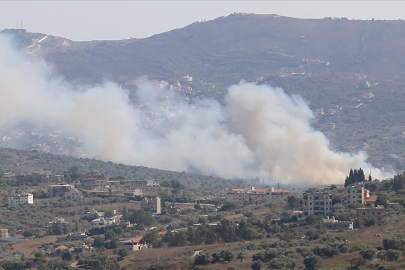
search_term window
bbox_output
[363,212,365,215]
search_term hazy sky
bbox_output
[1,1,405,41]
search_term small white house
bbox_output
[8,193,33,207]
[146,179,160,187]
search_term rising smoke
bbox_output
[0,36,391,184]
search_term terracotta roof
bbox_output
[272,189,290,193]
[322,218,337,223]
[229,189,244,192]
[252,188,268,193]
[158,231,167,235]
[131,237,143,243]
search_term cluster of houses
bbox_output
[225,186,291,205]
[226,183,386,231]
[5,171,163,207]
[302,183,385,230]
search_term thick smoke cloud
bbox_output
[0,36,391,184]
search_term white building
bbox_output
[266,187,291,203]
[146,179,160,187]
[8,193,33,206]
[226,188,246,204]
[302,191,332,216]
[322,216,353,231]
[347,183,370,205]
[90,215,121,229]
[0,229,9,238]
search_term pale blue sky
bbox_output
[1,1,404,41]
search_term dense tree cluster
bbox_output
[344,168,366,187]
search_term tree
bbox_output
[93,236,104,247]
[303,255,322,270]
[220,202,240,211]
[251,260,263,270]
[129,209,156,226]
[104,209,114,218]
[386,249,402,261]
[118,248,129,260]
[195,253,210,265]
[61,250,73,261]
[360,248,377,261]
[194,203,202,211]
[287,195,301,209]
[122,206,128,221]
[221,250,234,262]
[22,230,34,238]
[141,229,159,248]
[364,217,375,227]
[237,252,246,262]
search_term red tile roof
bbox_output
[131,237,143,243]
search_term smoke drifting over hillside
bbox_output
[0,36,391,184]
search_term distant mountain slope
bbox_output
[5,14,405,84]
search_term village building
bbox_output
[8,193,33,206]
[302,190,332,216]
[124,188,143,197]
[86,209,104,219]
[266,187,291,203]
[46,217,69,232]
[357,205,386,227]
[243,196,263,206]
[322,216,353,231]
[79,172,108,190]
[141,197,161,214]
[226,188,247,204]
[90,215,121,230]
[246,187,267,201]
[64,189,81,200]
[48,184,81,200]
[120,178,160,188]
[120,237,147,251]
[0,228,9,238]
[15,170,61,186]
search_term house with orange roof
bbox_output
[120,237,147,251]
[265,187,290,203]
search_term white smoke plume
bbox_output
[0,36,391,184]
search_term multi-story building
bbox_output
[16,171,51,186]
[357,206,386,227]
[141,197,161,214]
[246,187,267,201]
[347,184,366,205]
[48,184,81,200]
[322,216,353,231]
[8,193,33,206]
[46,217,69,233]
[226,188,246,204]
[64,189,81,200]
[266,187,291,203]
[48,184,74,197]
[302,191,332,216]
[80,172,107,190]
